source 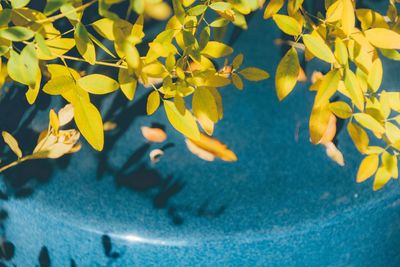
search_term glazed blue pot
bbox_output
[1,1,400,266]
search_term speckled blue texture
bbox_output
[1,1,400,266]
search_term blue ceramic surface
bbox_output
[1,2,400,266]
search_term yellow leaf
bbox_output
[239,67,269,81]
[185,133,237,162]
[302,34,336,63]
[118,68,137,101]
[319,114,337,145]
[364,28,400,49]
[367,58,383,92]
[326,0,343,22]
[73,100,104,151]
[344,68,364,111]
[309,104,332,144]
[147,91,160,115]
[77,74,119,95]
[356,9,388,30]
[329,101,353,119]
[141,126,167,143]
[43,75,75,95]
[353,113,385,135]
[314,69,341,107]
[49,109,59,133]
[373,164,391,191]
[37,38,75,60]
[263,0,284,19]
[275,47,299,101]
[2,131,22,158]
[232,53,244,69]
[272,14,302,36]
[382,151,398,179]
[385,122,400,144]
[347,122,369,154]
[163,100,200,140]
[74,22,96,65]
[193,88,218,135]
[357,154,379,182]
[92,18,115,40]
[201,41,233,58]
[26,69,41,105]
[334,38,348,65]
[341,0,355,36]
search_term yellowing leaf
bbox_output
[193,88,218,135]
[232,73,243,90]
[309,104,332,144]
[329,101,353,119]
[201,41,233,58]
[43,75,75,95]
[147,91,160,115]
[0,26,34,41]
[118,68,137,101]
[367,58,383,92]
[347,122,369,154]
[357,154,379,183]
[382,151,398,179]
[334,38,348,65]
[185,133,237,162]
[314,70,341,107]
[263,0,284,19]
[272,14,302,36]
[341,0,355,36]
[319,114,337,145]
[326,0,343,22]
[373,164,391,191]
[49,109,59,133]
[141,126,167,143]
[303,34,336,63]
[73,100,104,151]
[275,47,299,101]
[344,69,364,111]
[239,67,269,81]
[353,113,385,135]
[163,100,200,140]
[364,28,400,49]
[75,22,96,65]
[77,74,119,95]
[37,38,75,60]
[2,131,22,158]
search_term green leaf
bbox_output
[303,34,336,63]
[239,67,269,81]
[0,26,34,41]
[77,74,119,95]
[74,22,96,65]
[272,14,302,36]
[275,47,299,101]
[147,91,160,115]
[164,100,200,140]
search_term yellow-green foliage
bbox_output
[0,0,399,192]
